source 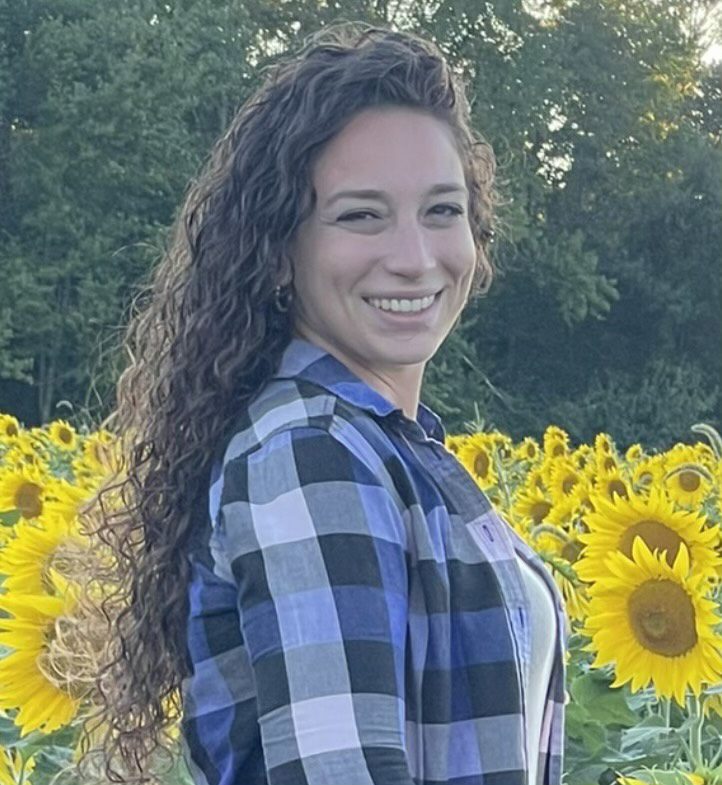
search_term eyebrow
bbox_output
[323,182,468,208]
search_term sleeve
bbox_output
[217,426,415,785]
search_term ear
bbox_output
[279,248,296,287]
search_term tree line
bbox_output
[0,0,719,451]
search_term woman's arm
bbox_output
[217,425,414,785]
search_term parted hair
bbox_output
[71,19,498,783]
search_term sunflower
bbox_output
[662,444,714,509]
[596,446,622,477]
[590,468,631,503]
[703,690,722,722]
[1,434,48,473]
[543,426,570,459]
[0,416,21,443]
[569,482,595,520]
[512,482,553,526]
[0,569,82,736]
[527,466,547,493]
[594,432,616,457]
[0,465,47,521]
[0,513,89,596]
[444,433,468,456]
[489,432,514,462]
[630,454,666,494]
[514,437,541,463]
[557,559,591,622]
[47,420,78,452]
[576,486,722,585]
[456,433,498,490]
[528,522,590,623]
[582,536,722,706]
[75,430,122,478]
[625,443,646,463]
[571,443,595,472]
[548,457,584,511]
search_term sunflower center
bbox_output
[562,475,577,494]
[474,453,490,477]
[678,471,701,492]
[530,500,552,523]
[628,579,697,656]
[16,482,42,519]
[607,479,629,500]
[619,520,682,568]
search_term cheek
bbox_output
[446,233,476,278]
[293,255,355,308]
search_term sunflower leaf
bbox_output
[0,712,22,746]
[566,701,607,755]
[0,511,20,527]
[22,744,74,783]
[619,717,681,760]
[571,672,640,727]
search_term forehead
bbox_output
[312,107,464,193]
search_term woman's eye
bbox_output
[338,204,464,222]
[432,204,464,217]
[338,210,378,222]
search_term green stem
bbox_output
[530,523,572,543]
[493,450,513,512]
[665,696,671,728]
[708,737,722,769]
[687,692,705,769]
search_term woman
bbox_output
[78,20,568,785]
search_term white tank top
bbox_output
[517,556,557,785]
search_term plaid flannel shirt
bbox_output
[180,336,569,785]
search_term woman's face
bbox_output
[289,105,476,389]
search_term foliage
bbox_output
[0,0,718,442]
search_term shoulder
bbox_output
[220,376,385,462]
[216,377,409,509]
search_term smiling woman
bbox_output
[72,19,567,785]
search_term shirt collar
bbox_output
[272,336,446,444]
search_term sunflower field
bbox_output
[0,412,721,785]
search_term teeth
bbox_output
[366,293,437,313]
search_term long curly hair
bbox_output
[71,19,499,783]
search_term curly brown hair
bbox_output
[71,19,499,784]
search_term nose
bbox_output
[382,217,437,278]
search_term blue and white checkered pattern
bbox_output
[180,336,568,785]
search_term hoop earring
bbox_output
[273,285,293,313]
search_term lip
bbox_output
[363,289,442,325]
[364,290,441,300]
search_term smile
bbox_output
[363,292,440,314]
